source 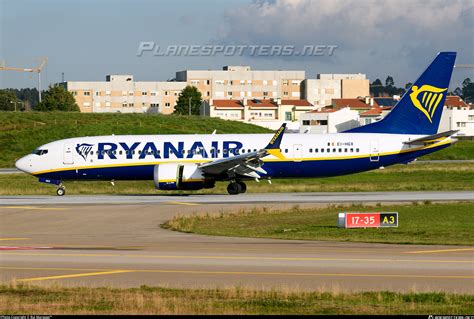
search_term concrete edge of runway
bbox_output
[0,191,473,206]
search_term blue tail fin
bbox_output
[346,52,456,135]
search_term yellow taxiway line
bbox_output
[2,266,471,282]
[164,201,201,206]
[17,270,135,282]
[404,248,474,254]
[0,206,69,211]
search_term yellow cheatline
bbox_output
[30,140,452,176]
[164,201,200,206]
[1,206,68,211]
[1,252,471,264]
[17,270,135,282]
[405,248,474,254]
[0,238,30,241]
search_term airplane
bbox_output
[15,52,458,196]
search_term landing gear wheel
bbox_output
[237,181,247,193]
[56,187,65,196]
[227,182,242,195]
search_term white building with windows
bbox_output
[203,98,313,131]
[299,107,360,133]
[439,96,474,136]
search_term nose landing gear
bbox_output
[227,181,247,195]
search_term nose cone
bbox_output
[15,155,33,174]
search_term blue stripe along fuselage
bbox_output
[35,143,450,181]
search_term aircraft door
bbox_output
[293,144,303,162]
[63,143,74,164]
[370,140,379,162]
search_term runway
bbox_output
[0,200,472,293]
[1,191,473,205]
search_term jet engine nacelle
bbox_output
[153,163,215,190]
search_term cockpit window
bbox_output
[32,149,48,156]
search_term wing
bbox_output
[199,123,287,179]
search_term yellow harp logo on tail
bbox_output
[409,85,447,123]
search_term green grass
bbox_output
[1,162,473,195]
[421,140,474,160]
[0,111,271,167]
[163,202,474,246]
[1,284,472,315]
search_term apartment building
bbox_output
[64,75,186,114]
[302,73,369,108]
[175,66,305,101]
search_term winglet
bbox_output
[265,123,286,159]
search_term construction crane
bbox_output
[0,57,48,103]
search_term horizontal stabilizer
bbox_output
[403,130,458,145]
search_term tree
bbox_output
[173,85,202,115]
[385,76,394,87]
[35,84,79,111]
[370,79,383,97]
[453,87,462,97]
[0,90,20,111]
[405,82,413,90]
[462,78,474,102]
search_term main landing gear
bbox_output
[56,186,66,196]
[227,181,246,195]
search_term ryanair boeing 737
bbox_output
[15,52,458,196]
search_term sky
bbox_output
[1,0,473,90]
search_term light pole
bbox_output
[188,97,192,116]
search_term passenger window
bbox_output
[327,142,330,146]
[344,148,347,152]
[309,148,313,153]
[248,149,251,153]
[327,148,330,152]
[284,149,288,153]
[356,148,360,152]
[321,149,324,153]
[315,149,318,153]
[338,148,342,152]
[90,151,94,155]
[350,148,353,152]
